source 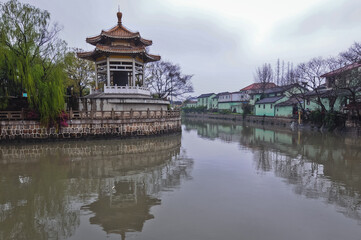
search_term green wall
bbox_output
[275,106,294,117]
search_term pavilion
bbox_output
[77,12,169,111]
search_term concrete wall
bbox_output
[0,117,181,141]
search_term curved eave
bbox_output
[77,51,97,61]
[85,25,153,46]
[145,53,161,63]
[77,48,160,63]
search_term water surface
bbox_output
[1,119,361,240]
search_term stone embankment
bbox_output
[0,110,181,141]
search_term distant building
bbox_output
[183,97,198,108]
[242,83,277,106]
[254,84,305,117]
[218,91,249,113]
[321,62,361,88]
[197,93,216,110]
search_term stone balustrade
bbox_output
[103,85,151,95]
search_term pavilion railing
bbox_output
[103,85,151,95]
[0,109,180,121]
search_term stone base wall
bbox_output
[0,117,181,141]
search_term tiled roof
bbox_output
[275,97,301,107]
[77,44,160,62]
[240,83,277,91]
[216,92,230,97]
[78,12,160,63]
[198,93,215,98]
[256,95,284,104]
[263,84,301,94]
[321,62,361,78]
[86,12,152,46]
[264,87,284,94]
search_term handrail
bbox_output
[0,110,180,121]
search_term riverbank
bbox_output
[183,112,361,136]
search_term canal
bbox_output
[1,119,361,240]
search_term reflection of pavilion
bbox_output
[84,181,160,240]
[66,134,193,239]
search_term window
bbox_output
[263,104,265,109]
[270,104,272,109]
[258,105,260,108]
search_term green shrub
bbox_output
[242,103,252,118]
[182,106,207,113]
[309,110,323,125]
[219,109,232,114]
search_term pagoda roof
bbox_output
[86,12,153,46]
[77,44,160,63]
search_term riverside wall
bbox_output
[0,117,181,141]
[184,113,294,127]
[184,113,361,136]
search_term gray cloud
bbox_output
[275,0,361,38]
[20,0,361,96]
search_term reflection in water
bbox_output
[0,134,193,240]
[183,118,361,223]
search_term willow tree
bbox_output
[64,48,96,97]
[0,0,66,125]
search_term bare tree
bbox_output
[254,63,274,97]
[295,57,331,112]
[275,59,280,85]
[145,61,194,100]
[281,60,285,85]
[326,56,361,118]
[285,62,297,85]
[339,42,361,64]
[254,63,273,84]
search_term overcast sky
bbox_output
[20,0,361,96]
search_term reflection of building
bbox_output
[78,135,193,240]
[183,119,361,223]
